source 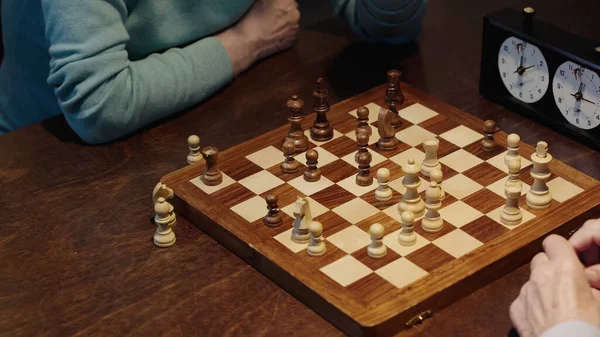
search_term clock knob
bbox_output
[523,7,536,32]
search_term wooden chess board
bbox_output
[161,83,600,337]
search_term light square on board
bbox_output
[332,197,380,224]
[327,225,372,254]
[487,151,533,172]
[487,205,536,230]
[383,230,430,256]
[439,125,484,148]
[320,255,373,287]
[341,150,387,168]
[389,147,426,167]
[395,125,437,147]
[438,201,484,228]
[375,257,429,289]
[238,170,285,195]
[231,195,271,223]
[281,196,330,219]
[439,149,484,173]
[443,174,484,199]
[337,175,377,197]
[190,173,236,194]
[398,103,439,125]
[310,146,339,168]
[287,175,334,196]
[345,125,378,145]
[487,177,530,198]
[304,129,343,146]
[347,102,383,123]
[388,176,428,194]
[433,229,483,258]
[245,146,284,169]
[547,177,585,202]
[274,228,309,253]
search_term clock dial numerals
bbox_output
[552,61,600,130]
[498,36,549,103]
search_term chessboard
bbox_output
[160,76,600,337]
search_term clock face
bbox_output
[552,61,600,130]
[498,36,549,103]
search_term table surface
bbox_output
[2,1,600,336]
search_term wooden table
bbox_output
[2,1,600,336]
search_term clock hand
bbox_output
[581,97,596,105]
[513,65,535,74]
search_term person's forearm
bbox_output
[215,26,256,78]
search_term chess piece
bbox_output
[356,150,373,187]
[422,182,444,233]
[284,95,309,153]
[385,69,404,128]
[310,78,334,141]
[356,106,372,137]
[375,168,393,202]
[504,133,520,166]
[187,135,202,165]
[526,141,553,210]
[481,120,498,152]
[201,146,223,186]
[152,182,174,205]
[377,108,399,151]
[398,211,417,246]
[355,131,369,163]
[430,169,445,201]
[304,149,321,182]
[292,197,312,243]
[153,197,176,248]
[421,139,441,177]
[505,158,522,190]
[264,194,283,227]
[501,186,523,226]
[368,223,387,259]
[398,158,426,218]
[281,140,300,174]
[307,221,326,257]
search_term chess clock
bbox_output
[479,7,600,151]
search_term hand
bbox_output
[509,235,600,337]
[570,218,600,288]
[216,0,300,76]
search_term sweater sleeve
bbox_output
[541,321,600,337]
[331,0,427,44]
[41,0,233,144]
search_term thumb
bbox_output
[585,265,600,289]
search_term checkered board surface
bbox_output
[162,84,600,336]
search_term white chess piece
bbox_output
[422,182,444,233]
[501,186,523,226]
[398,211,417,246]
[375,168,393,202]
[430,168,445,201]
[504,133,520,166]
[154,197,176,248]
[187,135,202,165]
[397,158,425,218]
[307,221,326,257]
[505,158,522,190]
[368,223,387,259]
[292,197,312,243]
[421,139,441,177]
[526,141,553,210]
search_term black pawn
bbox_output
[356,106,371,137]
[281,140,299,173]
[304,149,321,182]
[355,131,369,163]
[356,151,373,187]
[264,194,282,227]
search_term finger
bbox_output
[543,234,579,262]
[579,244,600,267]
[586,265,600,289]
[530,252,549,271]
[510,296,533,337]
[569,219,600,253]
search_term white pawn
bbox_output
[422,181,444,233]
[187,135,202,165]
[375,168,393,202]
[504,133,520,166]
[398,211,417,246]
[154,197,176,248]
[501,186,522,226]
[430,168,445,201]
[368,223,387,259]
[421,139,441,177]
[505,158,522,190]
[307,221,326,257]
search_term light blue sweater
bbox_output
[0,0,427,144]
